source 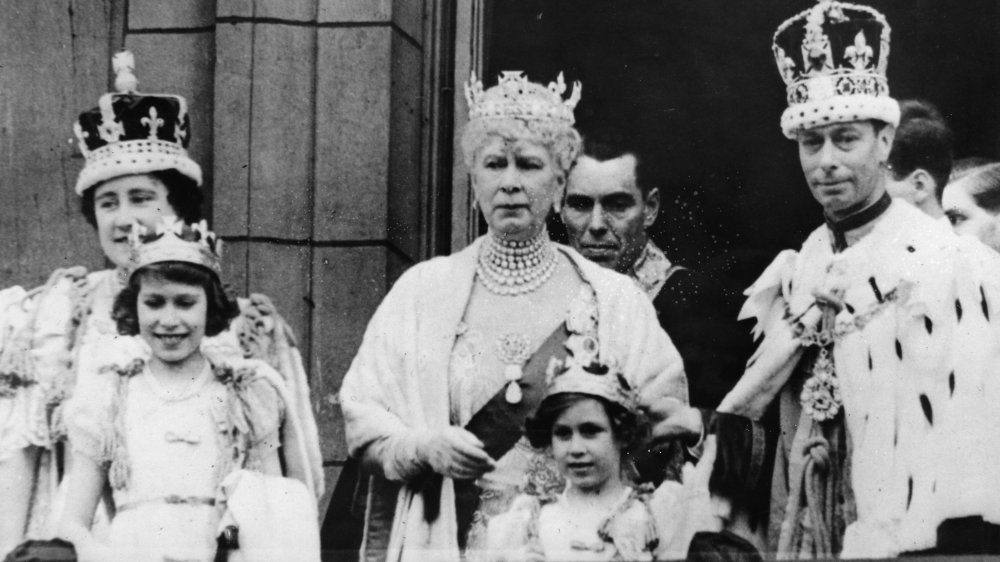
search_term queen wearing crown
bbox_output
[0,52,322,557]
[338,71,700,561]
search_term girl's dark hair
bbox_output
[525,393,643,453]
[81,169,203,227]
[112,262,240,338]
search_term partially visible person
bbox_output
[337,71,700,562]
[58,219,319,562]
[0,51,322,558]
[943,163,1000,252]
[949,156,996,184]
[561,134,751,410]
[884,99,953,220]
[482,345,717,562]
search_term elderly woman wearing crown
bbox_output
[338,71,699,562]
[0,52,322,557]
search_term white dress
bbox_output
[483,482,715,562]
[0,268,323,538]
[66,351,283,562]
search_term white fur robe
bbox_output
[720,201,1000,556]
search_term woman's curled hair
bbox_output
[113,261,240,338]
[460,118,582,176]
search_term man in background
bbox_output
[560,134,750,410]
[884,99,953,220]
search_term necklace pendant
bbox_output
[505,380,523,404]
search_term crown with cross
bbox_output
[73,51,202,195]
[772,0,899,138]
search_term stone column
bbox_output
[212,0,428,512]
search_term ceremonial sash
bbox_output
[423,321,573,541]
[325,322,575,560]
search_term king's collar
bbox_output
[824,191,893,251]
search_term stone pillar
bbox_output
[212,0,428,513]
[0,1,123,286]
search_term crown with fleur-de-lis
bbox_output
[73,51,202,195]
[127,217,222,279]
[772,1,899,138]
[542,333,638,413]
[465,71,582,126]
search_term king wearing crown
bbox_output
[717,1,1000,557]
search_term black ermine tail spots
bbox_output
[907,477,914,510]
[919,394,933,426]
[981,286,990,321]
[869,277,883,303]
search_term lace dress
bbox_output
[65,353,282,562]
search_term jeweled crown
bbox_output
[464,71,581,126]
[543,333,638,413]
[127,217,222,278]
[73,51,202,195]
[773,1,898,138]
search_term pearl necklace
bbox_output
[476,230,557,296]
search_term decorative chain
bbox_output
[790,281,912,348]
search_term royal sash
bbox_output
[422,321,573,540]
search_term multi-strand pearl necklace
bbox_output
[476,229,557,296]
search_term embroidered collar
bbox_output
[631,241,672,299]
[824,191,892,251]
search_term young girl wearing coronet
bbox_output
[480,336,717,562]
[57,219,318,562]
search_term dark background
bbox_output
[485,0,1000,292]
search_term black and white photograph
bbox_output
[1,1,999,560]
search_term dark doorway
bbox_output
[485,0,1000,291]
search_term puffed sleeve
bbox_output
[28,267,89,393]
[224,294,325,497]
[249,374,284,452]
[63,368,118,464]
[217,360,285,460]
[228,358,322,496]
